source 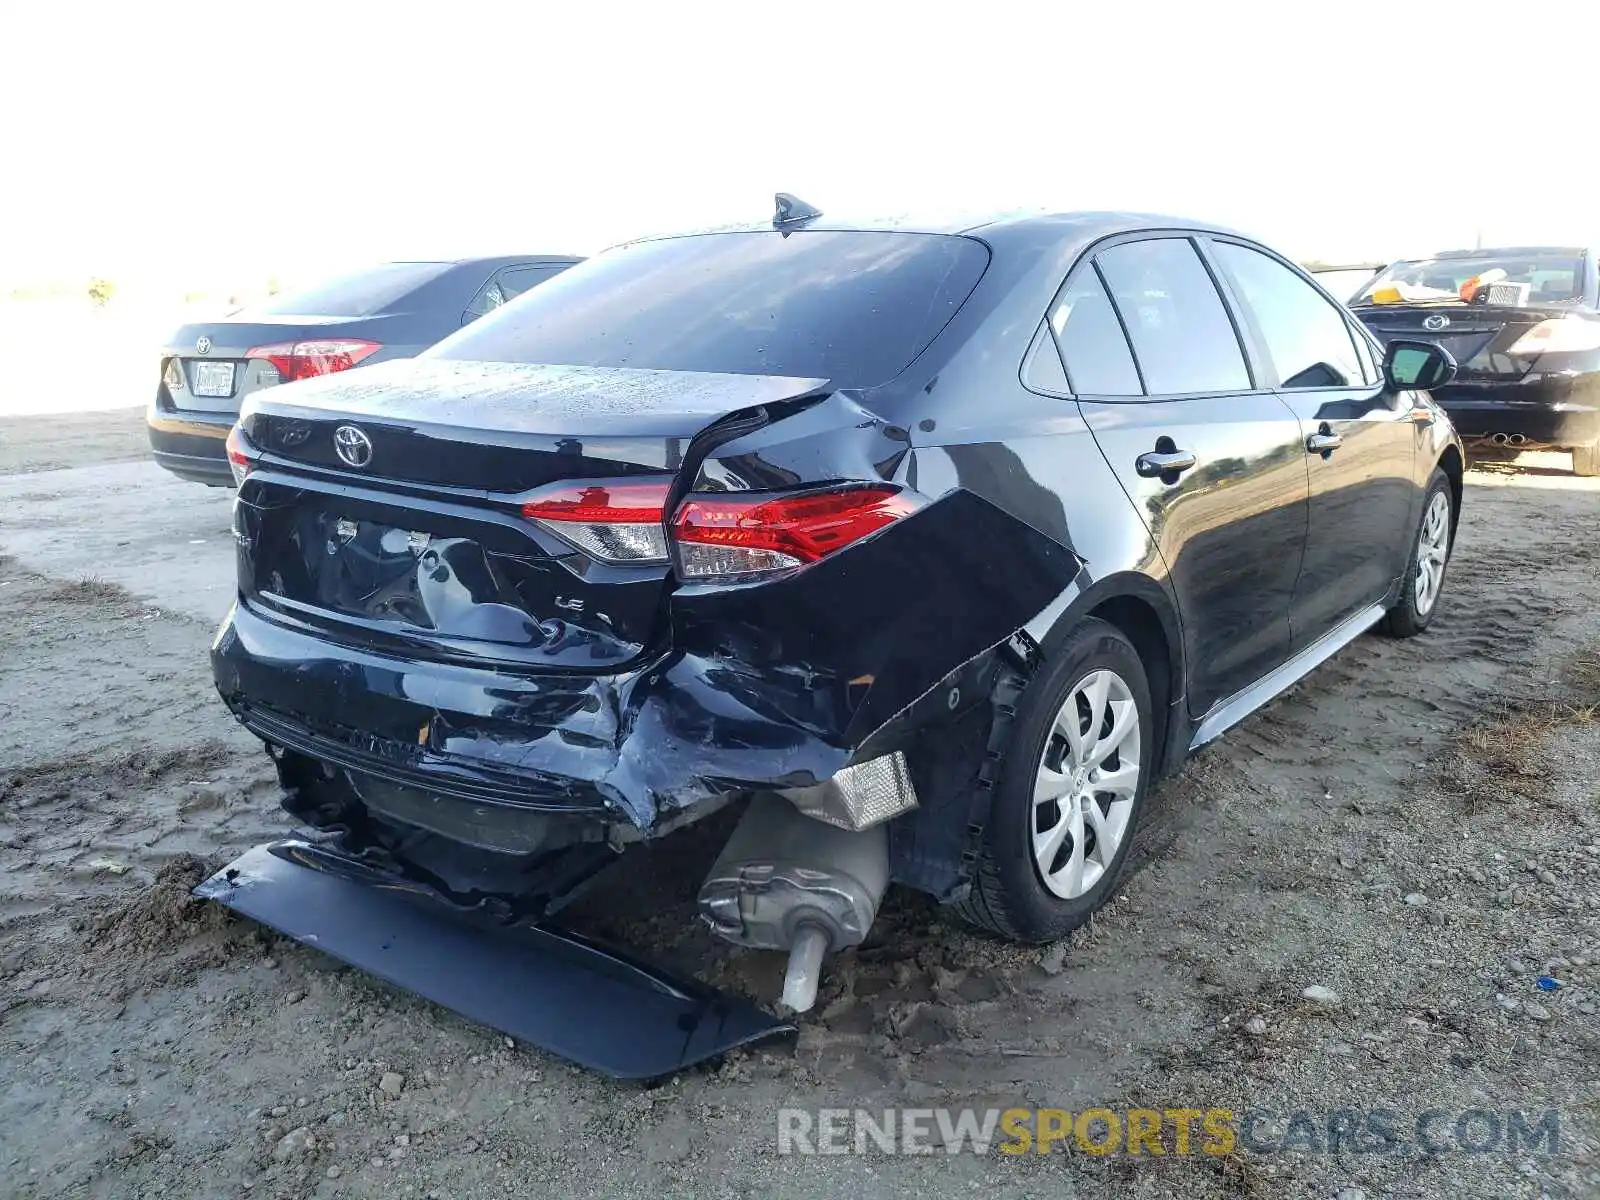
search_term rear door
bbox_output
[1208,239,1418,645]
[1067,235,1310,717]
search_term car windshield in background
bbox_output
[250,261,453,318]
[1355,254,1583,307]
[430,231,990,389]
[1310,268,1383,304]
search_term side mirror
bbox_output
[1383,339,1457,391]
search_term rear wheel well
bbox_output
[1086,594,1174,773]
[1437,444,1464,535]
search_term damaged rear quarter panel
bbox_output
[591,405,1094,826]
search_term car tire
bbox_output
[1380,467,1454,638]
[954,618,1154,943]
[1572,443,1600,477]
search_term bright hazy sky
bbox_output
[6,0,1597,291]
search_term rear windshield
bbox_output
[429,231,990,389]
[251,262,453,318]
[1355,254,1584,306]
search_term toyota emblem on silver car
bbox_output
[333,424,374,469]
[1423,314,1450,331]
[194,335,212,355]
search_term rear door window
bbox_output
[1096,239,1252,395]
[431,231,990,389]
[1047,270,1142,395]
[1212,242,1366,389]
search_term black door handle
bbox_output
[1135,449,1198,478]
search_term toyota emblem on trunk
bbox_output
[194,335,212,355]
[333,424,374,469]
[1423,314,1450,331]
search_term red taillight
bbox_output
[225,424,253,488]
[522,481,672,525]
[245,339,382,382]
[672,485,921,581]
[521,480,672,564]
[1506,315,1600,356]
[515,479,921,577]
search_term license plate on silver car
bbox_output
[191,361,236,398]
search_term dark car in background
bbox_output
[1350,246,1600,474]
[204,204,1464,1075]
[148,255,580,484]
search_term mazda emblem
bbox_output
[1422,314,1450,332]
[333,424,374,469]
[195,335,212,355]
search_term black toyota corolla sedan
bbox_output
[1351,246,1600,475]
[204,201,1463,1072]
[148,255,579,485]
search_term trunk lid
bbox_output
[1352,303,1568,381]
[234,359,829,671]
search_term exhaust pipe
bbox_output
[1489,433,1511,446]
[1508,434,1528,446]
[698,793,889,1013]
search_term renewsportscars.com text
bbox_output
[776,1106,1561,1157]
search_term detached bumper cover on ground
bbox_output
[194,841,794,1079]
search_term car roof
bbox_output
[443,254,585,267]
[616,209,1255,259]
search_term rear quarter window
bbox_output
[429,231,991,389]
[1047,269,1143,395]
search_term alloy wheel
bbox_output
[1414,490,1451,615]
[1031,669,1142,900]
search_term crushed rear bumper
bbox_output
[195,840,794,1079]
[212,598,855,832]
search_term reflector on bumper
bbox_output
[195,842,794,1079]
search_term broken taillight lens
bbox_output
[672,485,922,581]
[225,424,253,488]
[521,479,673,564]
[519,479,922,578]
[245,339,382,382]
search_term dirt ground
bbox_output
[1,415,1597,1200]
[0,406,148,475]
